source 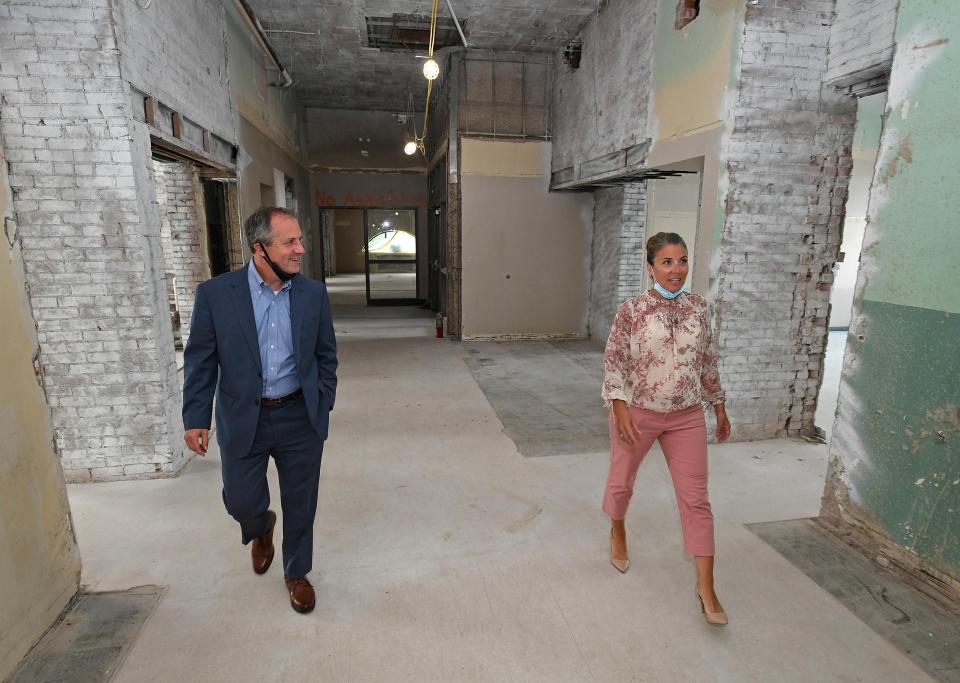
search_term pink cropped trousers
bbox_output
[602,404,715,556]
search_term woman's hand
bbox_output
[612,400,640,445]
[714,404,731,442]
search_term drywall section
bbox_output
[312,172,428,299]
[460,138,592,339]
[0,134,80,682]
[823,0,960,585]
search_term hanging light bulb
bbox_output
[422,58,440,81]
[403,140,418,156]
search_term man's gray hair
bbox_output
[244,206,297,251]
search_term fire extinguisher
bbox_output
[435,313,444,339]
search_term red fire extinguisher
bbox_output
[435,313,444,339]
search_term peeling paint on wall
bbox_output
[648,0,743,144]
[824,0,960,582]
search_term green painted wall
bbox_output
[825,0,960,580]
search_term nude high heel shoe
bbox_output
[609,530,630,574]
[696,586,728,626]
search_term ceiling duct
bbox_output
[365,13,464,51]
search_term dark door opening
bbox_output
[203,179,231,277]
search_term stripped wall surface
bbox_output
[823,0,960,583]
[153,159,208,343]
[0,0,187,480]
[550,0,858,442]
[588,187,624,340]
[113,0,234,140]
[0,0,315,480]
[714,1,857,439]
[550,0,656,173]
[826,0,900,86]
[645,0,745,295]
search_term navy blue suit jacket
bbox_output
[182,264,338,457]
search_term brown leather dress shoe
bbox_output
[251,510,276,575]
[284,576,316,614]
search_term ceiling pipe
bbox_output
[443,0,469,48]
[233,0,294,87]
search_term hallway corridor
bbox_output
[65,309,931,682]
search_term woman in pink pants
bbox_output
[602,232,732,625]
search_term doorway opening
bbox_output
[152,150,241,352]
[815,91,887,442]
[320,206,419,307]
[642,170,703,292]
[202,179,233,277]
[366,208,417,304]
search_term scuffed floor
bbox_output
[749,519,960,682]
[65,296,933,682]
[8,587,162,683]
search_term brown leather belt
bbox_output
[259,388,303,408]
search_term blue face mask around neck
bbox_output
[653,280,687,300]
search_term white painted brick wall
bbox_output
[588,181,648,342]
[551,0,657,173]
[588,187,623,340]
[153,160,207,343]
[826,0,899,84]
[152,159,177,299]
[0,0,185,480]
[616,182,647,304]
[111,0,234,140]
[716,1,857,440]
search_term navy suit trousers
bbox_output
[220,395,323,579]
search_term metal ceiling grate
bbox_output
[365,13,464,51]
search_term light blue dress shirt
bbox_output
[247,263,300,399]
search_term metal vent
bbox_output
[365,13,464,51]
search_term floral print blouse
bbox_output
[602,291,725,412]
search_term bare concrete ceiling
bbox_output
[245,0,596,111]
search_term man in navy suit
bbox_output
[182,206,337,613]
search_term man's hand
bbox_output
[184,428,210,456]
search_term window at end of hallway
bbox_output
[675,0,700,30]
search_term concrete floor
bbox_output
[66,287,932,682]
